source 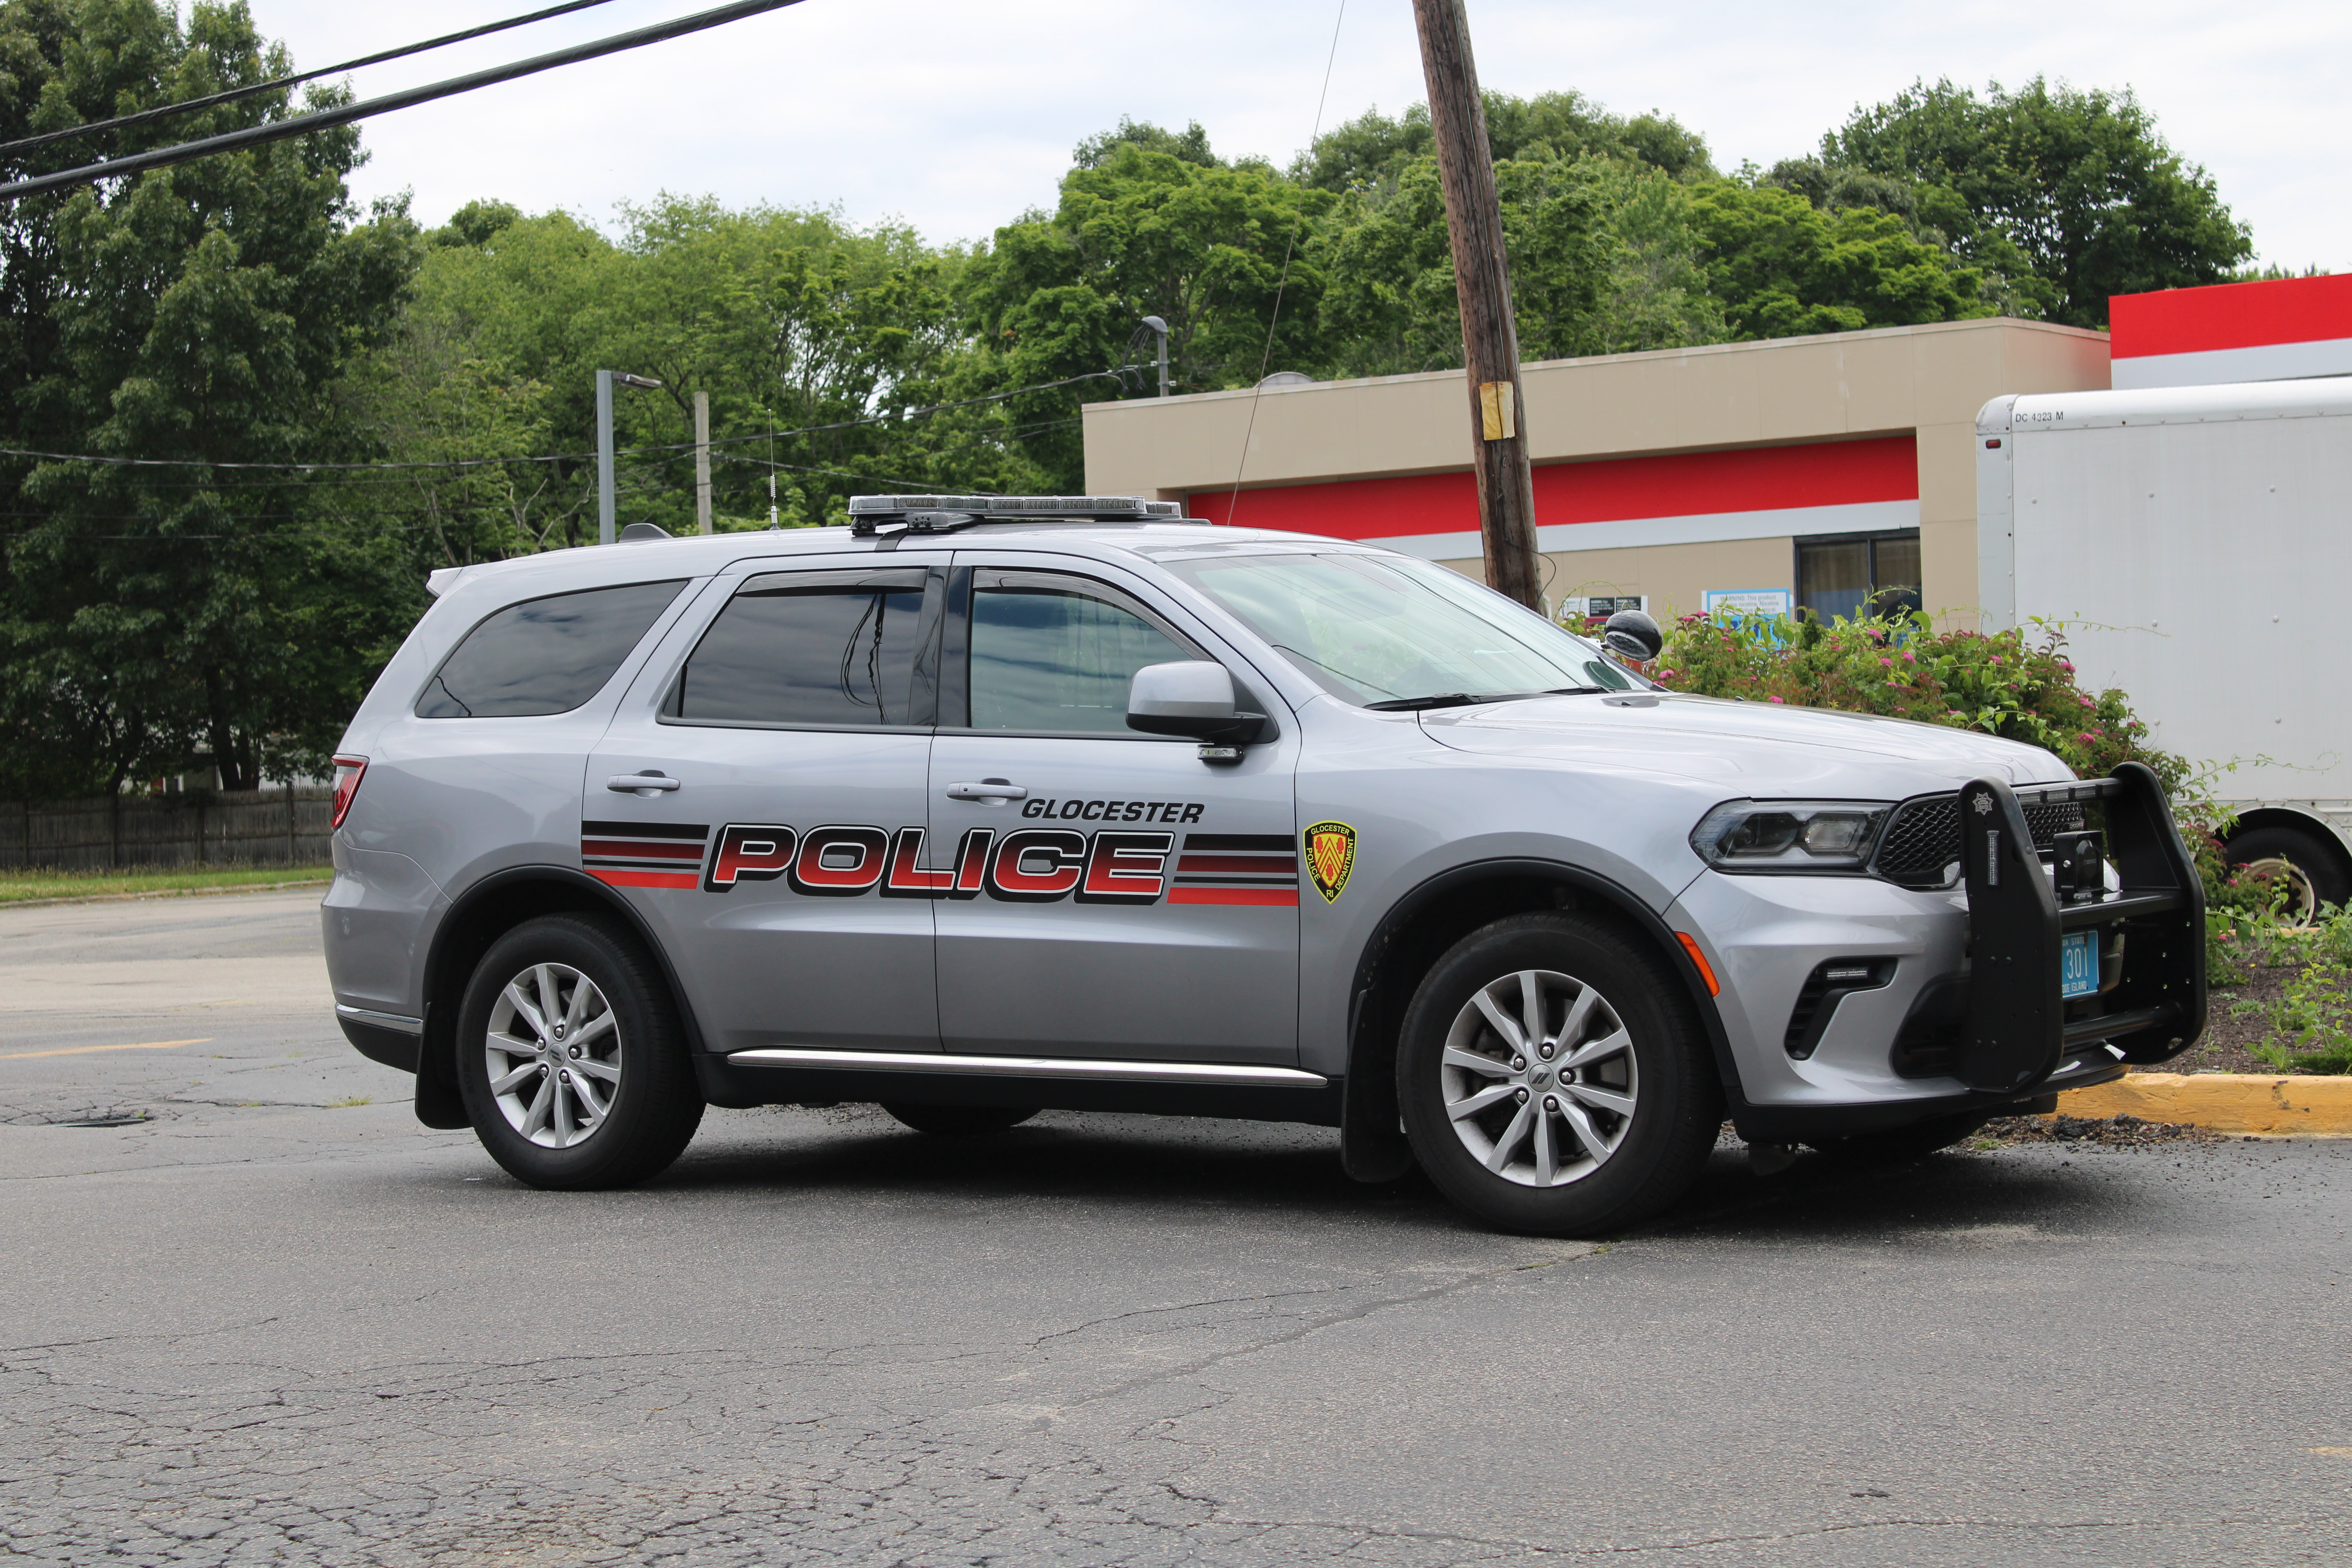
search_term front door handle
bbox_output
[607,771,682,795]
[946,779,1027,802]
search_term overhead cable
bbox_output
[0,0,622,160]
[0,0,807,202]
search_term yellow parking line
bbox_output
[0,1037,211,1060]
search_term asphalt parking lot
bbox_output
[1,889,2347,1566]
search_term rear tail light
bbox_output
[330,755,368,829]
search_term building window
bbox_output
[1796,530,1920,622]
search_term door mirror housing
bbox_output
[1601,608,1664,664]
[1127,661,1264,745]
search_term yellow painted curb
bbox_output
[2054,1072,2352,1136]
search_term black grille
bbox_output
[1872,791,2090,888]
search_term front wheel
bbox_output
[456,913,704,1189]
[1397,913,1722,1236]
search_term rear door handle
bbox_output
[946,779,1027,802]
[607,772,682,794]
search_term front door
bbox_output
[929,559,1300,1064]
[589,561,944,1054]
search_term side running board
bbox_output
[727,1047,1328,1089]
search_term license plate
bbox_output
[2060,930,2100,999]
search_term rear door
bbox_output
[589,560,944,1054]
[928,555,1301,1064]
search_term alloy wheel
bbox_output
[1439,967,1638,1187]
[484,962,621,1149]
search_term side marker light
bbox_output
[1675,932,1720,996]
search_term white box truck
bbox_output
[1977,377,2352,917]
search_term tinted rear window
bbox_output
[674,571,929,727]
[416,579,686,718]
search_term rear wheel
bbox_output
[456,914,703,1189]
[1397,913,1722,1236]
[882,1103,1038,1136]
[2225,824,2349,926]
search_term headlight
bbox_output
[1690,799,1893,874]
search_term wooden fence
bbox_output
[0,788,336,871]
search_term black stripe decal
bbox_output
[581,820,709,840]
[1173,875,1300,887]
[1182,833,1294,851]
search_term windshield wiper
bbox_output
[1365,686,1610,712]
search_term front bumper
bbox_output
[1669,762,2206,1138]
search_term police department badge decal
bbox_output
[1304,821,1357,904]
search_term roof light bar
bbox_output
[848,494,1181,531]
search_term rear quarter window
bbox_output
[416,579,686,718]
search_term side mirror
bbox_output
[1127,661,1263,746]
[1601,608,1663,664]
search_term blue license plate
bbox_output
[2060,930,2099,999]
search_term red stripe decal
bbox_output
[1186,436,1917,540]
[1168,887,1299,907]
[586,868,700,890]
[582,839,706,861]
[2111,273,2352,358]
[1178,853,1298,875]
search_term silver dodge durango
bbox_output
[323,495,2207,1234]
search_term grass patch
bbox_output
[327,1094,373,1108]
[0,863,333,905]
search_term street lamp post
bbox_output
[596,369,664,545]
[1139,315,1169,397]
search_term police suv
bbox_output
[324,495,2206,1234]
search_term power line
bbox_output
[0,0,807,202]
[0,0,622,161]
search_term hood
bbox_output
[1417,692,2072,795]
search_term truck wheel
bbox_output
[1804,1110,1990,1165]
[456,914,704,1190]
[883,1103,1037,1135]
[1397,913,1722,1236]
[2225,825,2348,924]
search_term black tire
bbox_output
[1397,913,1723,1236]
[2224,825,2350,923]
[1804,1110,1989,1165]
[882,1103,1038,1136]
[456,913,703,1190]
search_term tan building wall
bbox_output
[1082,318,2111,620]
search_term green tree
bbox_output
[1690,181,1992,340]
[1821,78,2252,325]
[963,138,1335,486]
[1293,90,1711,196]
[0,0,420,794]
[1314,154,1612,376]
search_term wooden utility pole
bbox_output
[694,390,713,535]
[1411,0,1542,609]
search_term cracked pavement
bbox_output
[2,891,2348,1564]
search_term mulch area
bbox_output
[1980,1112,2223,1147]
[2136,962,2292,1076]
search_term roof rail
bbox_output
[847,493,1181,536]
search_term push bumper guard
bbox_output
[1955,760,2206,1094]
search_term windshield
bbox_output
[1161,551,1642,706]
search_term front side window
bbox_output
[967,572,1194,733]
[1163,551,1633,706]
[674,569,930,727]
[416,579,686,719]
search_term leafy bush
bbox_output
[2250,958,2352,1074]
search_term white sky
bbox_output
[256,0,2347,272]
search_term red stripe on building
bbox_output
[586,867,700,890]
[2110,274,2352,358]
[1167,886,1300,907]
[1187,436,1917,541]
